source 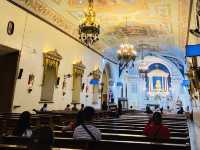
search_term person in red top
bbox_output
[144,112,170,140]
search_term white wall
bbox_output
[0,1,117,112]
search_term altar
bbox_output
[146,69,170,97]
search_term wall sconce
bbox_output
[7,21,15,35]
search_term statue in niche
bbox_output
[28,74,35,93]
[62,78,67,96]
[155,80,161,91]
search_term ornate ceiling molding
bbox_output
[7,0,117,64]
[9,0,75,36]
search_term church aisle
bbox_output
[188,120,200,150]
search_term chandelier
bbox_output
[117,43,137,77]
[79,0,100,46]
[117,43,137,64]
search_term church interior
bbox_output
[0,0,200,149]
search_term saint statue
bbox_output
[155,80,161,91]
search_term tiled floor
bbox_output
[188,120,200,150]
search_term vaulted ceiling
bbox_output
[10,0,191,62]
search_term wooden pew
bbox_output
[1,136,190,150]
[0,112,191,150]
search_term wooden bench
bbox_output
[1,136,190,150]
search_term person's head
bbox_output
[152,112,162,124]
[67,104,70,108]
[111,98,114,103]
[146,106,150,111]
[180,107,184,111]
[83,106,95,122]
[81,104,84,108]
[80,104,84,111]
[167,106,170,110]
[187,106,189,111]
[15,111,31,135]
[43,103,47,108]
[19,111,31,125]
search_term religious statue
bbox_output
[155,80,161,91]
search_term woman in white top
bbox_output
[13,111,32,138]
[73,106,101,141]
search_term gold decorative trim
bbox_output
[42,49,62,85]
[73,61,86,77]
[10,0,76,36]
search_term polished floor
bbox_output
[188,121,200,150]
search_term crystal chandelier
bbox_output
[117,43,137,64]
[79,0,100,46]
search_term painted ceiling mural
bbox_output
[8,0,190,62]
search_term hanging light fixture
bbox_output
[79,0,100,46]
[117,43,137,77]
[138,43,148,75]
[117,17,137,77]
[117,43,137,64]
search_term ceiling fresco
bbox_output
[9,0,190,62]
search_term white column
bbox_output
[166,78,168,92]
[151,77,153,92]
[148,77,150,92]
[162,77,164,91]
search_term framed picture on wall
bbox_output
[7,21,15,35]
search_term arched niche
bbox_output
[146,63,171,97]
[101,63,112,103]
[41,50,62,102]
[71,61,85,109]
[91,68,101,104]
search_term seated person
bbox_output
[177,107,184,114]
[144,112,170,140]
[40,103,48,112]
[64,104,71,112]
[160,107,163,114]
[80,104,84,112]
[30,116,53,150]
[62,121,76,131]
[13,111,32,137]
[154,105,160,112]
[166,106,171,113]
[102,101,108,111]
[73,106,101,141]
[62,104,85,131]
[145,106,153,114]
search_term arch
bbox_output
[147,63,170,75]
[101,62,112,104]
